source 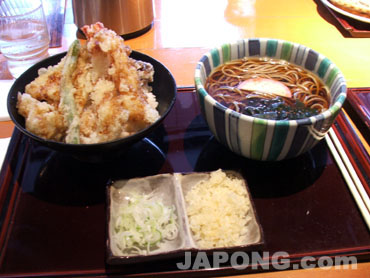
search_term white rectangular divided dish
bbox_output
[107,170,263,264]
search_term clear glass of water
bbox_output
[0,0,50,78]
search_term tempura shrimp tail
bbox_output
[81,22,105,39]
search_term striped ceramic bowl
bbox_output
[194,38,347,161]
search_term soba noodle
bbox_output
[205,57,330,120]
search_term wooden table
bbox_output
[0,0,369,277]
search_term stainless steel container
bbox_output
[72,0,154,38]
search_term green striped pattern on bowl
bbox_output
[195,38,347,161]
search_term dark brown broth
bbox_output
[205,58,330,120]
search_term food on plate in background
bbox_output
[185,169,252,249]
[17,22,159,144]
[329,0,370,18]
[205,57,330,120]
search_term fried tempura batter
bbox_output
[17,22,159,144]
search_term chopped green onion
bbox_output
[113,192,178,255]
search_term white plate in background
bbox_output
[0,80,13,121]
[320,0,370,24]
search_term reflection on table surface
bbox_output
[0,0,369,277]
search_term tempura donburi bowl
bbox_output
[8,51,176,162]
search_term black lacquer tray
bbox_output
[0,88,369,277]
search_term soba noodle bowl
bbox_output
[205,57,330,120]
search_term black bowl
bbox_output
[7,51,177,162]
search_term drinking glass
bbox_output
[0,0,50,78]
